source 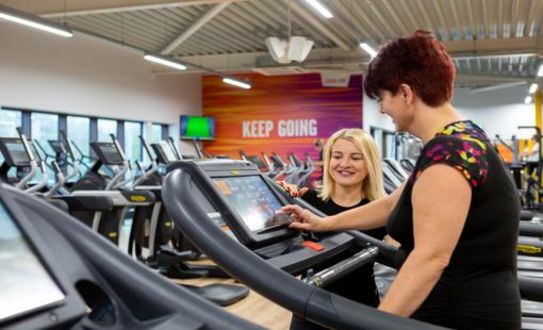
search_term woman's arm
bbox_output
[285,182,405,232]
[378,164,471,316]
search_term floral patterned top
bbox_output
[386,119,521,328]
[412,120,490,188]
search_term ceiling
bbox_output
[1,0,543,90]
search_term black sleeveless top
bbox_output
[302,189,386,304]
[387,121,521,329]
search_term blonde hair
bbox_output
[318,128,386,202]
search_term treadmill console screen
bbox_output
[48,140,65,154]
[213,176,290,232]
[5,140,30,165]
[0,203,65,321]
[159,141,177,162]
[93,143,123,165]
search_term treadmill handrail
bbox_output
[162,164,442,330]
[59,130,80,184]
[266,179,403,268]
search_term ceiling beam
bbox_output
[444,36,543,57]
[160,2,230,54]
[455,74,529,84]
[288,0,351,51]
[39,0,245,18]
[469,81,527,93]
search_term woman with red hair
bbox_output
[284,31,521,329]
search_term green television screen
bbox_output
[180,116,215,140]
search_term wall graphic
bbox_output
[202,73,363,168]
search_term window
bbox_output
[124,121,142,160]
[97,119,118,142]
[151,124,163,143]
[383,131,396,160]
[0,109,22,137]
[31,112,59,181]
[67,116,90,167]
[31,113,58,157]
[0,110,22,176]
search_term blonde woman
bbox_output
[279,128,387,330]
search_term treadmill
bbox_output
[162,159,543,329]
[0,183,259,329]
[69,139,156,245]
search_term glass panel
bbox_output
[0,110,22,177]
[0,110,22,137]
[67,116,90,170]
[31,113,58,182]
[151,124,163,143]
[97,119,117,142]
[384,132,396,160]
[124,121,142,161]
[31,113,58,156]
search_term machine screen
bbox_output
[213,176,290,232]
[5,141,30,165]
[96,143,123,164]
[48,140,65,154]
[159,141,177,162]
[0,203,64,321]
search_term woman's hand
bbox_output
[281,204,330,232]
[276,181,309,198]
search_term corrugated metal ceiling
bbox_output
[1,0,542,87]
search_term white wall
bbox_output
[453,85,535,139]
[0,21,202,152]
[362,84,535,140]
[362,94,395,132]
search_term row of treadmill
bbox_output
[3,132,543,329]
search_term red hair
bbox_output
[364,30,456,107]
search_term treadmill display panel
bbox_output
[94,143,123,165]
[213,176,290,232]
[159,141,177,162]
[5,140,30,165]
[0,203,64,321]
[48,140,65,154]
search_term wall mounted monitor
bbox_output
[0,138,31,166]
[91,142,124,165]
[0,202,65,322]
[180,116,215,141]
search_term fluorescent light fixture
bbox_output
[525,96,533,104]
[529,83,538,94]
[223,77,251,89]
[359,42,378,58]
[0,6,72,38]
[143,54,186,70]
[304,0,333,18]
[538,64,543,77]
[265,36,314,64]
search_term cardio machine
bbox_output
[0,183,259,330]
[161,159,543,329]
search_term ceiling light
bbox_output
[265,36,314,64]
[223,78,251,89]
[538,64,543,77]
[304,0,333,18]
[359,43,377,58]
[0,5,72,38]
[525,96,533,104]
[529,83,538,94]
[143,54,186,70]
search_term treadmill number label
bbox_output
[517,244,542,254]
[130,195,147,202]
